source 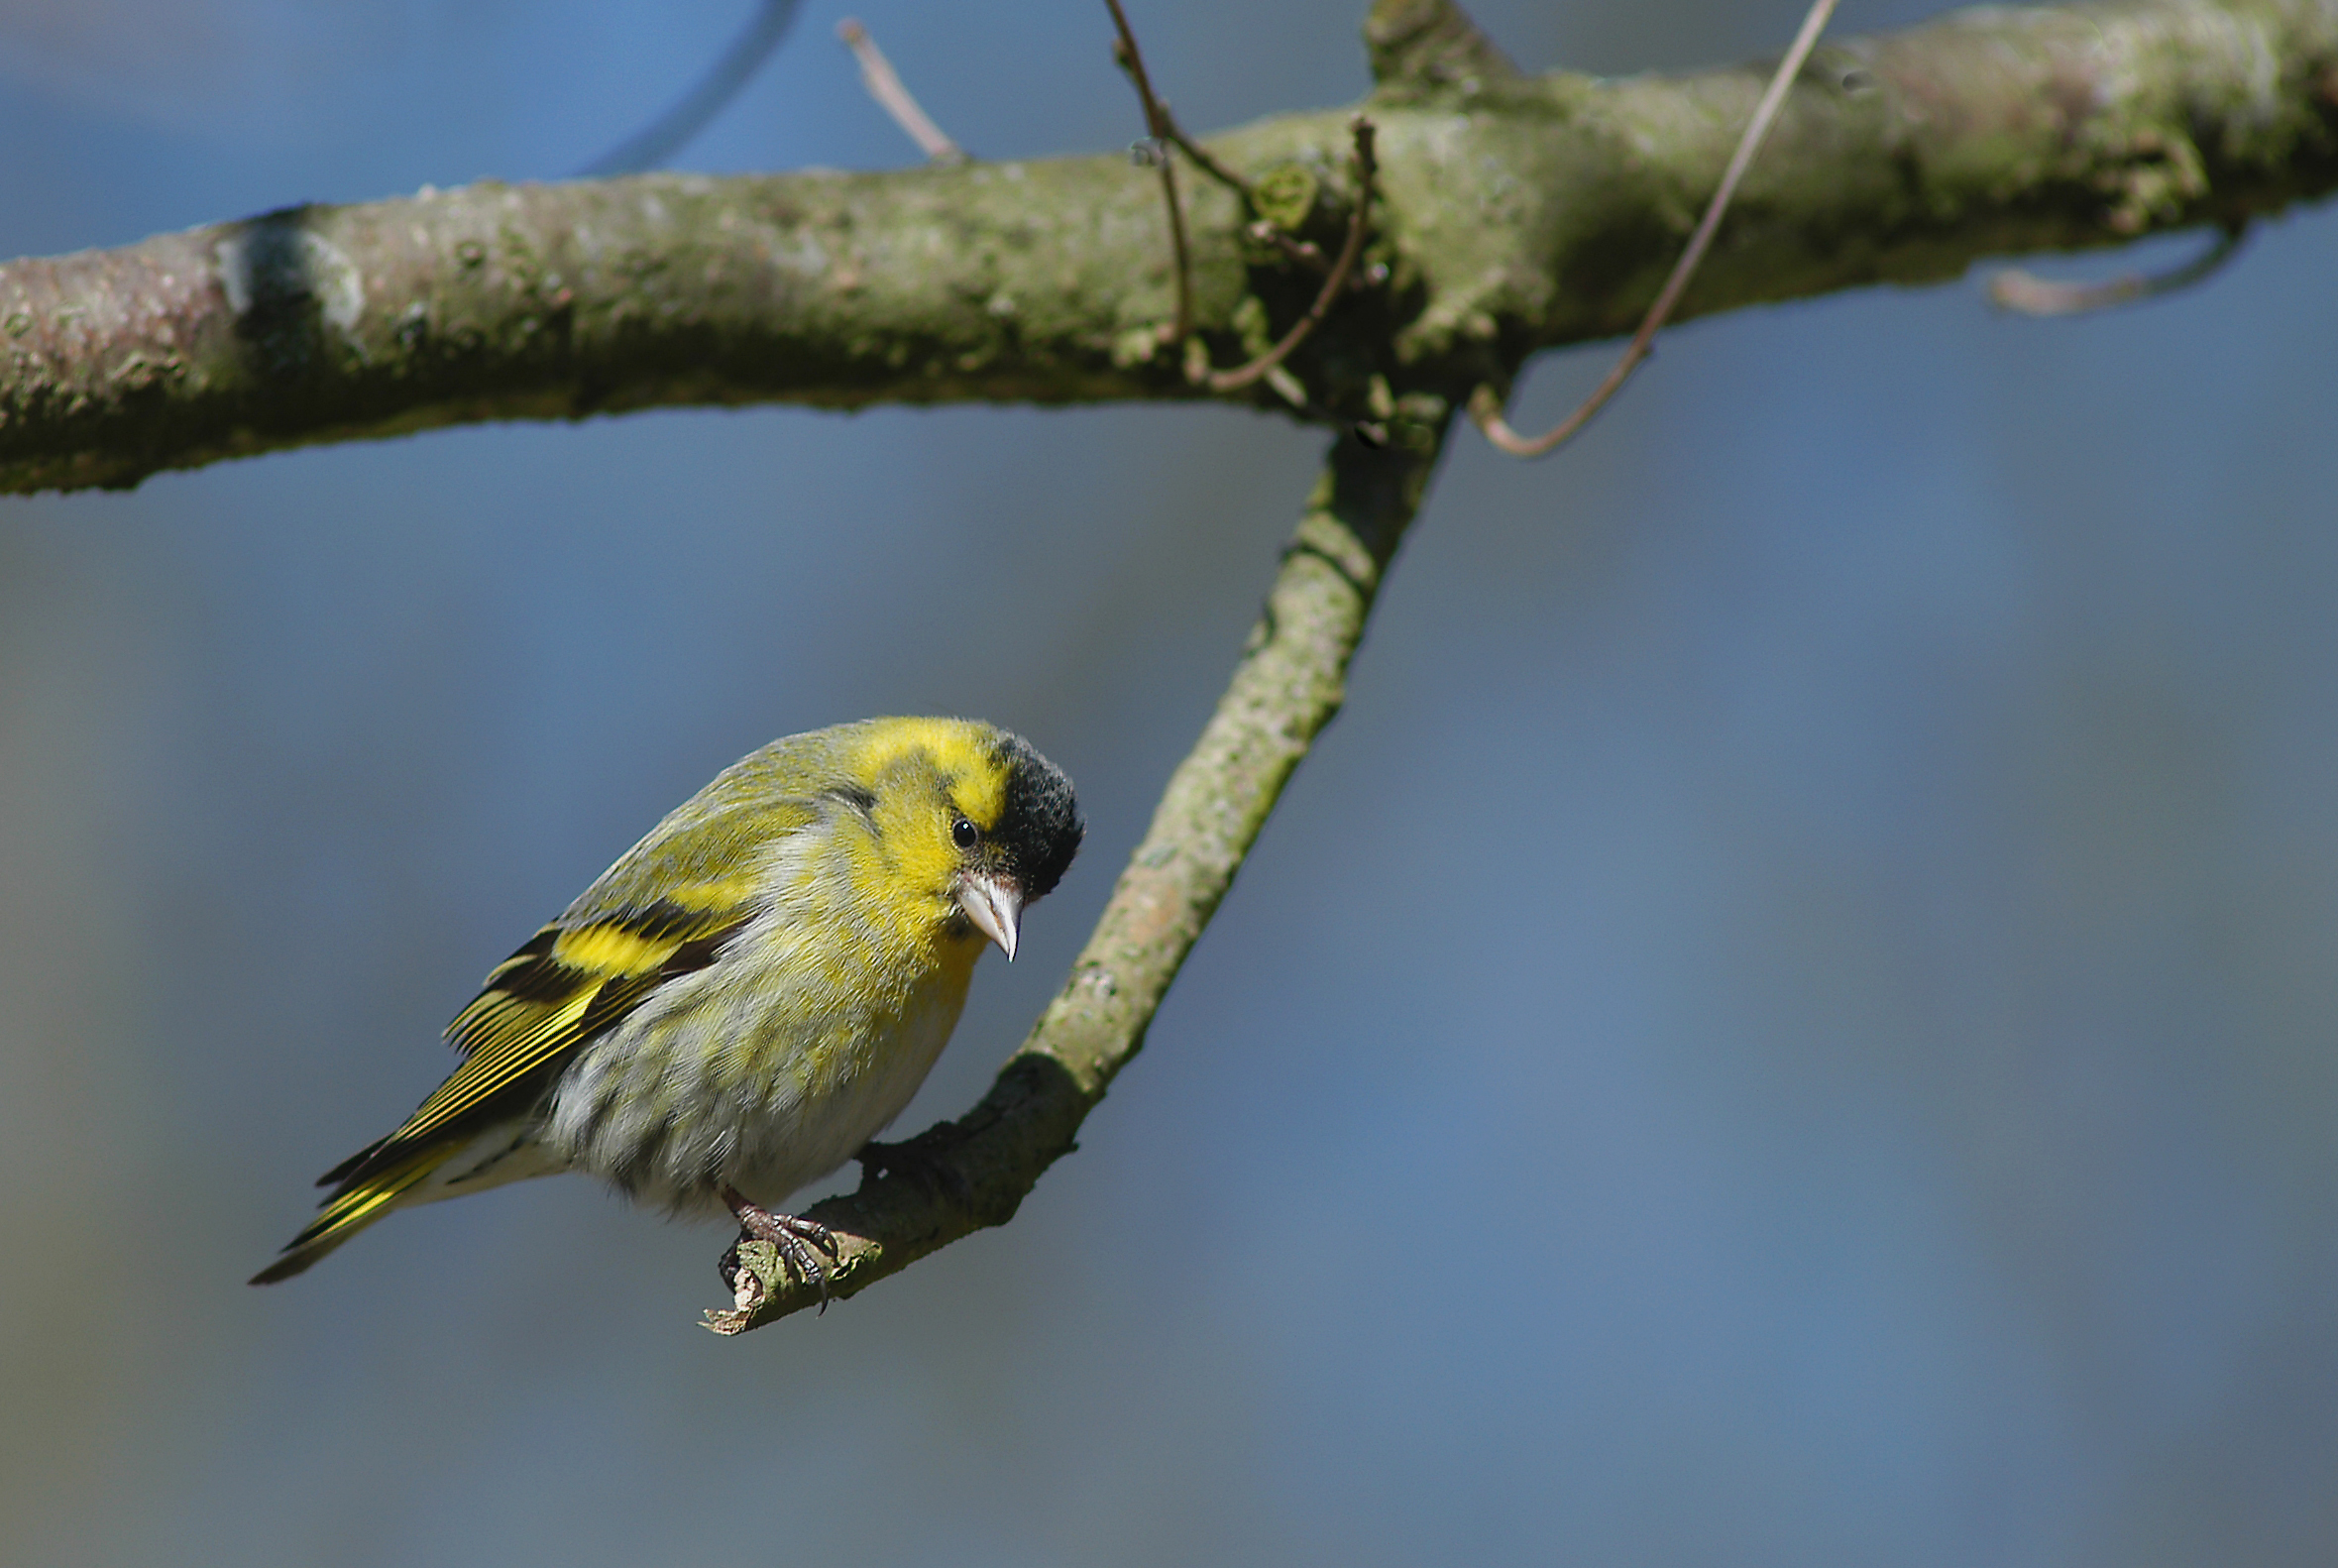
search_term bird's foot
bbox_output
[721,1183,838,1312]
[854,1133,972,1204]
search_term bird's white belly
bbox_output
[538,926,977,1214]
[721,979,965,1204]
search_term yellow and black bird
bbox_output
[252,718,1082,1289]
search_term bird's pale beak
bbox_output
[955,870,1026,960]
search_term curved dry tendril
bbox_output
[1987,222,2246,316]
[1470,0,1839,459]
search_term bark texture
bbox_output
[0,0,2330,494]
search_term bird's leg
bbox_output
[721,1183,838,1310]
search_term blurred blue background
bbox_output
[5,1,2337,1563]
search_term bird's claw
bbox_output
[721,1183,838,1313]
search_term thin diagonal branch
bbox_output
[1987,221,2247,315]
[837,18,966,164]
[577,0,804,176]
[1470,0,1837,458]
[708,416,1451,1331]
[1205,118,1378,392]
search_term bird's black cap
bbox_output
[991,732,1083,901]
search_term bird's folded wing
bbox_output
[313,795,824,1190]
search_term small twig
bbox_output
[1091,6,1244,197]
[1470,0,1838,458]
[1207,118,1378,393]
[1247,223,1389,289]
[1103,0,1193,350]
[1156,106,1253,198]
[577,0,804,176]
[836,18,966,165]
[1249,223,1328,270]
[1987,222,2246,316]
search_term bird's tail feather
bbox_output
[249,1145,454,1285]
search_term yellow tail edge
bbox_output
[249,1145,453,1286]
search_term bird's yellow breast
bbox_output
[536,809,988,1207]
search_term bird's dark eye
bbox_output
[951,817,979,849]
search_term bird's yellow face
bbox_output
[842,719,1084,962]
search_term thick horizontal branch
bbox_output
[3,0,2335,493]
[708,417,1450,1330]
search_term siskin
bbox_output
[253,717,1082,1290]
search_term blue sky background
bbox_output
[4,2,2337,1564]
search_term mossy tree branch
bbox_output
[1,0,2331,495]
